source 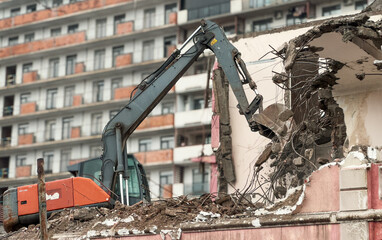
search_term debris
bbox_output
[293,157,304,166]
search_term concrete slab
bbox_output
[340,190,368,211]
[340,168,367,190]
[340,221,368,240]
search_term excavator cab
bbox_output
[73,154,150,204]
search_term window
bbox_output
[20,93,31,104]
[193,97,204,110]
[164,36,176,58]
[51,28,61,37]
[43,152,54,174]
[94,49,105,70]
[49,58,60,78]
[249,0,271,8]
[112,46,124,67]
[91,113,103,135]
[223,25,235,35]
[24,33,34,43]
[68,24,79,33]
[93,80,104,102]
[139,139,151,152]
[8,36,18,46]
[45,120,56,141]
[52,0,63,7]
[142,40,155,61]
[22,63,33,73]
[286,14,307,26]
[165,4,177,24]
[10,8,20,17]
[322,5,341,17]
[252,18,272,32]
[62,117,73,139]
[64,86,75,107]
[110,110,119,119]
[90,145,102,158]
[96,18,107,38]
[69,0,79,3]
[114,14,125,34]
[16,155,27,167]
[18,124,28,135]
[26,4,37,13]
[159,171,173,197]
[355,0,368,10]
[187,2,230,21]
[46,88,58,109]
[144,8,156,28]
[161,102,174,114]
[192,169,208,195]
[111,78,122,99]
[66,55,76,75]
[161,136,174,149]
[60,149,71,172]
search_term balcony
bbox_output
[114,86,136,100]
[16,165,31,178]
[162,184,173,198]
[137,114,174,130]
[0,168,8,179]
[115,53,133,67]
[184,182,209,196]
[3,106,13,116]
[1,137,11,147]
[71,127,81,138]
[0,31,86,59]
[174,144,213,164]
[117,21,134,35]
[176,73,210,93]
[175,108,212,128]
[20,102,37,114]
[134,149,173,165]
[22,71,38,83]
[0,0,133,31]
[18,133,35,145]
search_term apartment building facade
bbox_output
[0,0,370,200]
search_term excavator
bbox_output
[3,19,264,232]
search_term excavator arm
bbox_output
[100,20,263,203]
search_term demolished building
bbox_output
[3,9,382,240]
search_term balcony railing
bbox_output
[16,165,32,178]
[184,182,209,196]
[0,168,8,179]
[0,31,86,58]
[137,114,174,130]
[174,144,213,164]
[134,149,173,165]
[0,0,134,30]
[1,137,11,147]
[3,105,13,116]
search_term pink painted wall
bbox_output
[107,224,340,240]
[298,166,340,213]
[368,164,382,209]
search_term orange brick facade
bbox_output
[114,86,136,99]
[75,62,86,73]
[135,149,173,164]
[169,12,177,24]
[18,134,34,145]
[71,127,81,138]
[20,102,37,114]
[115,53,132,67]
[0,0,133,30]
[16,165,32,178]
[72,95,83,106]
[0,32,86,58]
[137,114,174,130]
[117,21,134,35]
[22,71,38,83]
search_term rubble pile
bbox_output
[2,191,308,239]
[249,13,381,203]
